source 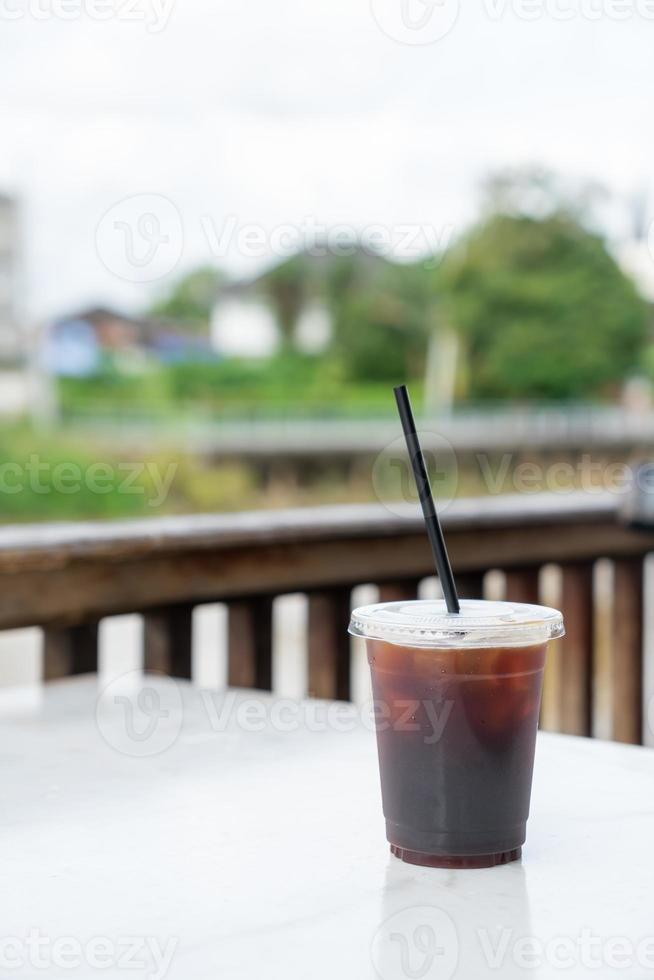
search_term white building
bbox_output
[210,262,334,359]
[211,289,280,358]
[0,194,33,417]
[0,193,22,364]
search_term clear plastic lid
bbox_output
[349,598,565,649]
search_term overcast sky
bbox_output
[2,0,654,321]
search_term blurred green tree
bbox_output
[258,253,312,351]
[253,246,431,379]
[149,266,223,334]
[441,184,648,400]
[144,170,650,405]
[323,250,432,383]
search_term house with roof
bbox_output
[210,246,387,358]
[0,193,23,366]
[45,306,217,377]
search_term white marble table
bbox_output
[1,674,653,980]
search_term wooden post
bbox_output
[504,567,540,604]
[144,605,193,679]
[456,572,485,600]
[43,622,99,680]
[307,589,351,701]
[504,567,547,727]
[378,581,420,602]
[611,558,644,745]
[559,562,594,736]
[227,597,273,691]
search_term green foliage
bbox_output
[0,427,154,521]
[57,355,410,420]
[61,366,167,404]
[162,456,258,512]
[163,354,339,411]
[441,212,648,399]
[0,425,266,522]
[257,255,313,349]
[323,251,433,384]
[63,171,653,412]
[163,351,411,414]
[330,289,423,383]
[640,345,654,381]
[149,266,222,334]
[232,247,432,381]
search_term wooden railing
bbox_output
[0,491,651,744]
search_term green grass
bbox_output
[0,427,159,521]
[0,424,274,522]
[58,356,423,421]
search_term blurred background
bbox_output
[1,0,654,718]
[3,1,654,519]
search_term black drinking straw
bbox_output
[394,384,460,615]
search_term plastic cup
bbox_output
[349,598,565,869]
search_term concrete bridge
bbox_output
[65,405,654,459]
